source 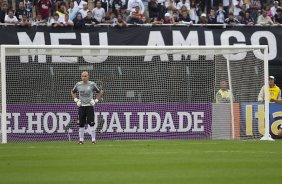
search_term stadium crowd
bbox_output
[0,0,281,27]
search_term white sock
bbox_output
[90,126,96,141]
[79,127,84,142]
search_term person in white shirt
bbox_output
[127,0,145,14]
[92,1,105,22]
[216,4,227,23]
[96,0,110,12]
[271,1,281,17]
[5,9,18,24]
[74,0,87,10]
[32,14,47,26]
[189,0,199,23]
[64,14,74,27]
[49,13,64,27]
[233,0,244,19]
[165,0,177,15]
[68,1,79,20]
[257,9,274,25]
[79,3,89,18]
[56,2,68,23]
[176,0,190,12]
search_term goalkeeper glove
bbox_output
[74,98,81,107]
[90,99,99,106]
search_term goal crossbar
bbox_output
[1,45,268,57]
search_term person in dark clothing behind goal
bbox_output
[71,71,104,144]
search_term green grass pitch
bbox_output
[0,140,281,184]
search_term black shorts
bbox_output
[78,106,94,127]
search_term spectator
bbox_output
[150,16,162,24]
[84,10,99,25]
[258,76,281,102]
[165,0,177,16]
[225,12,240,24]
[122,0,128,11]
[266,5,273,19]
[32,14,47,26]
[197,0,205,13]
[115,14,127,27]
[189,0,199,24]
[119,5,129,21]
[104,11,117,24]
[17,12,31,26]
[127,9,143,24]
[79,2,89,18]
[172,10,179,23]
[15,1,28,21]
[68,1,75,15]
[135,5,146,23]
[207,0,213,14]
[249,0,261,24]
[241,11,254,25]
[37,0,52,21]
[50,0,57,15]
[94,0,110,12]
[64,14,74,27]
[180,5,188,12]
[222,0,230,15]
[162,12,174,24]
[127,0,145,14]
[274,7,282,24]
[198,13,207,24]
[111,0,127,14]
[179,6,191,22]
[238,3,248,22]
[24,0,33,18]
[92,1,105,22]
[176,0,190,12]
[207,9,216,24]
[216,4,227,23]
[74,0,87,10]
[56,2,68,23]
[148,0,161,19]
[233,0,244,20]
[141,0,149,19]
[271,1,281,17]
[68,1,79,20]
[212,0,219,11]
[73,12,85,28]
[5,9,18,24]
[50,13,64,27]
[257,9,274,25]
[0,3,8,23]
[215,80,233,103]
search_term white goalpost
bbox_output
[0,45,272,143]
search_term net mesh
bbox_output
[0,46,266,142]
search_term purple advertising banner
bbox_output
[6,103,212,141]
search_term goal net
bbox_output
[0,45,271,143]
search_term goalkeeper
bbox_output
[71,71,104,144]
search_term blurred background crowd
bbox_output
[0,0,281,27]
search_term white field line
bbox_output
[204,150,279,154]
